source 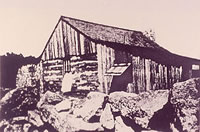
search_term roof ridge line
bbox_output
[61,15,142,34]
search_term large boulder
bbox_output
[39,104,104,132]
[0,86,40,119]
[109,90,169,128]
[55,99,72,112]
[37,91,64,108]
[170,78,200,132]
[73,92,107,121]
[100,103,114,130]
[39,104,68,130]
[115,116,135,132]
[27,110,44,127]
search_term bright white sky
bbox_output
[0,0,200,59]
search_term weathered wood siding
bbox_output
[97,44,115,93]
[132,56,182,93]
[97,44,183,94]
[41,20,97,61]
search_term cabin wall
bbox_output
[42,59,64,92]
[97,44,183,94]
[132,56,146,93]
[42,59,64,82]
[40,20,98,92]
[97,44,115,93]
[131,56,182,93]
[70,56,98,91]
[41,55,98,93]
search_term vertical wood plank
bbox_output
[46,45,49,60]
[53,31,58,58]
[62,21,69,57]
[49,41,53,59]
[91,41,96,53]
[103,45,108,94]
[102,44,106,93]
[77,32,81,55]
[66,24,72,55]
[97,44,103,93]
[55,24,60,58]
[107,47,112,92]
[132,56,139,93]
[58,22,65,58]
[138,56,141,93]
[145,59,151,91]
[53,32,58,58]
[52,35,56,59]
[80,34,85,55]
[70,27,74,55]
[74,30,79,56]
[72,29,77,55]
[139,57,144,92]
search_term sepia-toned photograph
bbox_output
[0,0,199,131]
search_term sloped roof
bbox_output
[39,16,200,66]
[61,16,169,53]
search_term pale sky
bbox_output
[0,0,200,59]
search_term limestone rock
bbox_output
[4,123,23,132]
[109,91,139,114]
[0,116,31,132]
[0,86,40,119]
[66,114,104,132]
[109,90,169,128]
[169,123,179,132]
[170,78,200,132]
[115,116,135,132]
[73,92,107,121]
[55,99,72,112]
[28,110,44,127]
[0,119,9,130]
[40,104,104,132]
[23,123,32,132]
[100,103,114,130]
[137,90,169,128]
[37,91,64,108]
[0,88,19,106]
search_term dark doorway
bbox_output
[109,65,132,93]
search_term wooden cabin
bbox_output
[39,16,200,94]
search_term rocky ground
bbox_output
[0,78,199,132]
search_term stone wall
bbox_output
[70,56,99,91]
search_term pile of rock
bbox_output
[16,64,42,88]
[0,78,199,132]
